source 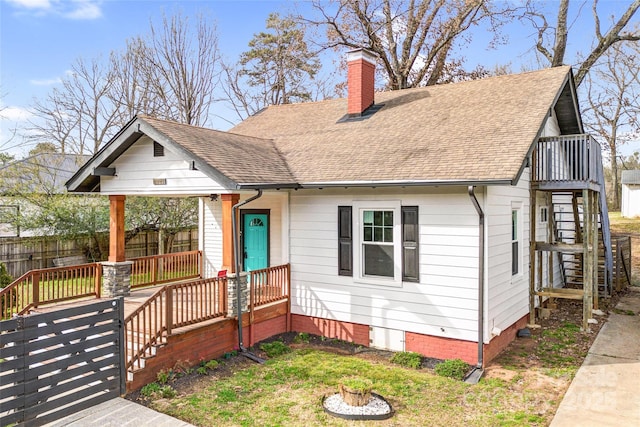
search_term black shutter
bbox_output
[338,206,353,276]
[402,206,419,282]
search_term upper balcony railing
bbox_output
[532,134,603,190]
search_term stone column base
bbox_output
[101,261,134,297]
[227,272,249,316]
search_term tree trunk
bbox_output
[611,145,620,211]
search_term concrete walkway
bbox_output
[551,287,640,426]
[42,397,195,427]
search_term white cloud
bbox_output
[3,0,102,20]
[0,106,33,122]
[30,77,62,86]
[5,0,51,10]
[64,0,102,20]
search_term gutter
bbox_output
[232,190,265,363]
[466,186,485,384]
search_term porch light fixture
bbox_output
[209,194,218,201]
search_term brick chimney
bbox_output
[347,49,376,116]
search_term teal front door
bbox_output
[243,212,268,272]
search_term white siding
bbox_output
[289,187,481,342]
[486,169,531,342]
[201,197,222,278]
[100,136,227,195]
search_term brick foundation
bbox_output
[483,313,529,364]
[405,332,478,365]
[291,314,369,346]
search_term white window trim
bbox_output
[353,200,402,287]
[511,202,523,279]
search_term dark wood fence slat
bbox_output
[23,300,118,326]
[25,342,119,383]
[25,334,119,377]
[25,313,115,351]
[24,366,120,407]
[22,312,118,343]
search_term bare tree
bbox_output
[28,57,119,155]
[583,42,640,210]
[303,0,515,89]
[109,37,163,125]
[223,13,323,119]
[141,12,221,126]
[527,0,640,86]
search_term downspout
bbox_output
[466,186,485,383]
[232,189,264,362]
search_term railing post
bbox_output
[32,271,40,309]
[95,263,102,298]
[166,286,173,335]
[151,256,157,286]
[286,263,292,332]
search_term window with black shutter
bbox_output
[402,206,419,282]
[338,206,352,276]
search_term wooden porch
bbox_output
[0,254,291,388]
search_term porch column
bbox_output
[109,195,126,262]
[221,194,240,273]
[102,194,132,298]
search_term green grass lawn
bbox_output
[142,347,550,427]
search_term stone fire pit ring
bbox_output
[322,392,394,420]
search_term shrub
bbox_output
[293,332,311,344]
[0,263,11,288]
[156,369,174,384]
[142,382,177,398]
[260,340,291,358]
[141,382,162,397]
[196,366,208,375]
[390,351,422,369]
[434,359,469,380]
[205,360,219,370]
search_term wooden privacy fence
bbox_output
[0,263,102,319]
[0,228,198,278]
[0,299,125,427]
[125,275,228,372]
[130,250,201,289]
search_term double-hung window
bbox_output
[511,205,522,276]
[338,201,419,285]
[362,210,395,277]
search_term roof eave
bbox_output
[298,179,513,188]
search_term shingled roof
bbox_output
[68,66,580,192]
[231,66,578,186]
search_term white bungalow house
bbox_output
[66,50,611,369]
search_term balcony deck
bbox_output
[531,134,603,192]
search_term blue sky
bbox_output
[1,0,638,157]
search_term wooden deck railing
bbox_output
[130,250,202,288]
[249,264,291,308]
[0,263,101,319]
[124,275,228,371]
[532,134,603,185]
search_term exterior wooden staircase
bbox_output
[530,134,613,330]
